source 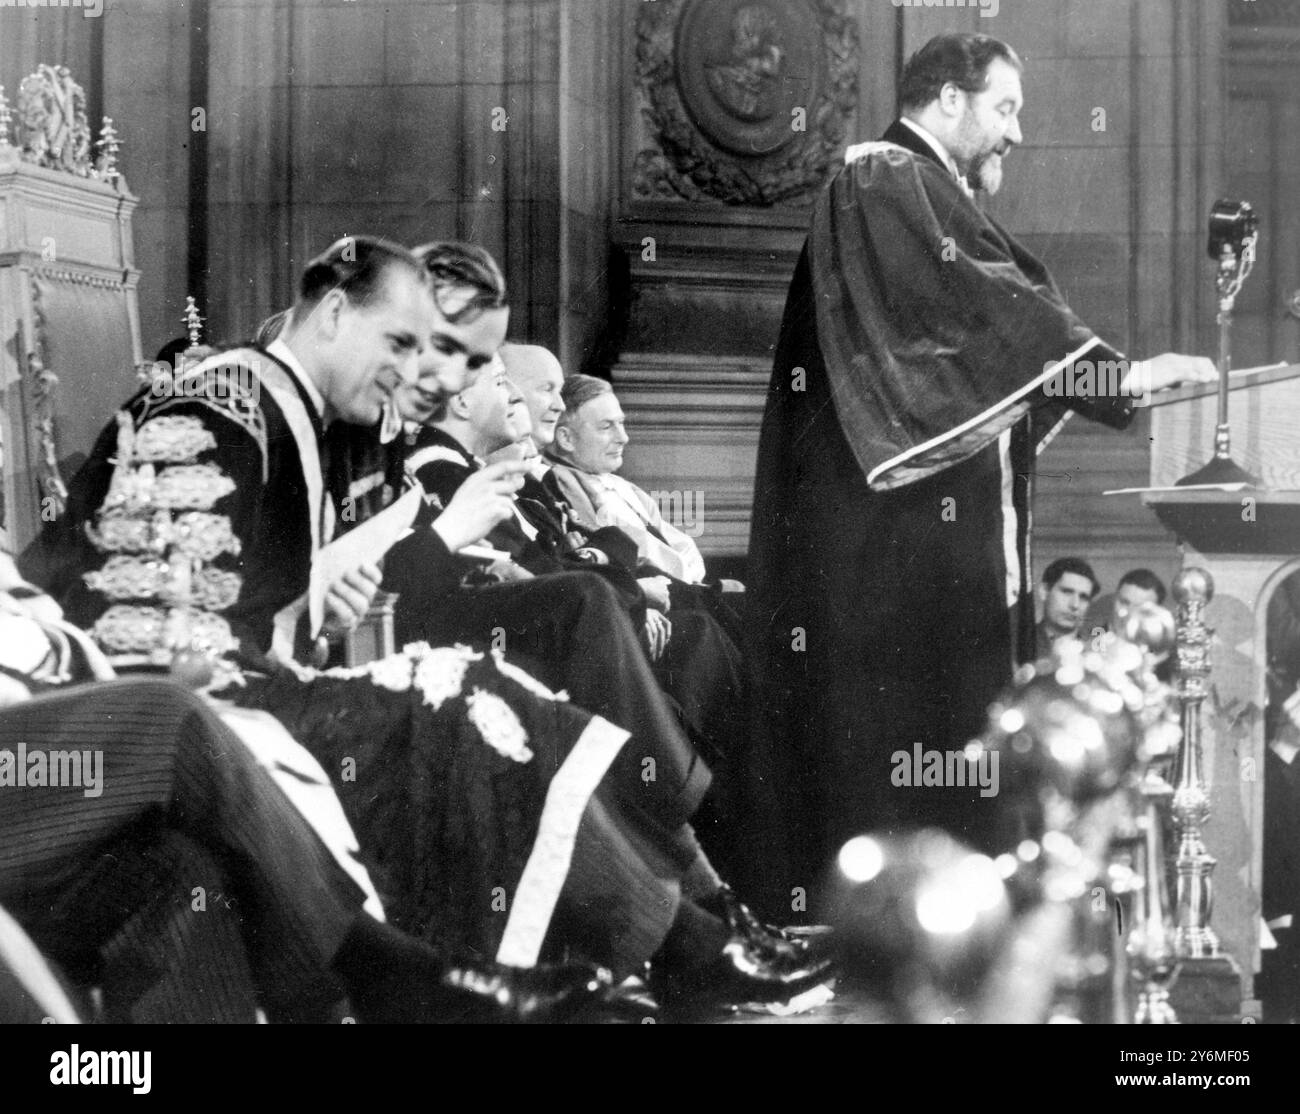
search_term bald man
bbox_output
[499,343,641,573]
[500,346,756,890]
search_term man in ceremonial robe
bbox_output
[744,32,1217,910]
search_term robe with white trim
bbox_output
[740,120,1136,912]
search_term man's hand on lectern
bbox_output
[1125,353,1219,398]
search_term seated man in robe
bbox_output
[0,555,604,1023]
[545,374,744,644]
[546,375,715,587]
[24,236,828,1012]
[404,352,746,772]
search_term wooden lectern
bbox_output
[1145,362,1300,1020]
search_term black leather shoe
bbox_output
[651,927,835,1010]
[436,959,612,1023]
[701,885,835,965]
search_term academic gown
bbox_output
[394,426,744,774]
[741,120,1137,913]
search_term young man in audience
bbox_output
[1110,568,1167,629]
[1034,556,1099,659]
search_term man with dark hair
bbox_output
[744,30,1217,911]
[420,239,509,323]
[1111,568,1167,628]
[1035,557,1100,660]
[550,375,711,588]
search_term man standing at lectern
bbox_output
[744,31,1217,906]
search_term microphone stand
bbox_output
[1176,230,1260,487]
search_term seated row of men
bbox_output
[1,236,832,1022]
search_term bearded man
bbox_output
[744,31,1217,909]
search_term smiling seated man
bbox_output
[545,375,746,649]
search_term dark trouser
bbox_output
[0,679,365,1022]
[655,608,747,770]
[396,570,712,839]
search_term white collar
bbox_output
[898,117,964,183]
[266,338,326,422]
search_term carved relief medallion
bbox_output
[636,0,858,206]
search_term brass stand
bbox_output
[1163,569,1242,1022]
[1170,569,1220,957]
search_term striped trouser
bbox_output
[0,678,366,1022]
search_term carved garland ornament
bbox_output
[26,278,69,519]
[635,0,859,206]
[15,64,92,177]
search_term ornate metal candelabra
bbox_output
[1170,568,1221,957]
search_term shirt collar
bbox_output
[898,117,964,183]
[266,338,326,422]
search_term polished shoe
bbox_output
[438,959,612,1023]
[701,885,835,963]
[567,971,661,1024]
[651,926,835,1010]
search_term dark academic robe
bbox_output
[396,427,745,771]
[742,120,1136,912]
[1262,575,1300,1022]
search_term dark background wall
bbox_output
[4,0,1298,589]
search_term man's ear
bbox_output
[553,423,574,454]
[937,82,965,118]
[316,289,348,342]
[447,390,472,422]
